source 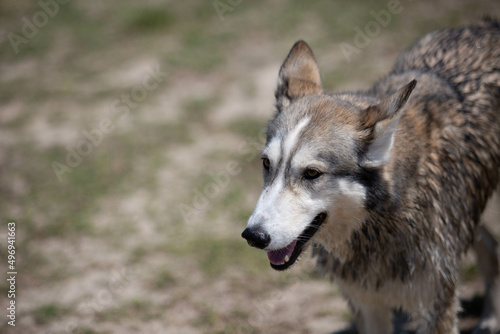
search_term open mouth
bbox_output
[267,212,327,271]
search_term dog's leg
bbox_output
[355,305,392,334]
[472,224,500,334]
[432,297,460,334]
[415,287,459,334]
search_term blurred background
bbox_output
[1,0,500,333]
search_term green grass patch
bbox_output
[316,307,335,317]
[15,245,49,283]
[123,8,176,32]
[181,94,222,124]
[461,263,479,283]
[73,327,110,334]
[137,122,193,147]
[96,298,161,322]
[190,163,258,226]
[32,303,70,325]
[220,186,245,208]
[321,70,350,92]
[207,325,259,334]
[127,245,148,264]
[192,303,220,327]
[151,269,177,290]
[4,121,185,242]
[160,235,269,277]
[230,308,249,320]
[227,117,266,139]
[198,237,268,277]
[165,28,232,72]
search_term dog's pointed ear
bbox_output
[275,41,323,112]
[361,80,417,167]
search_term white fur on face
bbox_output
[262,117,311,165]
[263,136,281,166]
[282,118,310,163]
[337,179,366,207]
[248,117,369,253]
[248,117,320,250]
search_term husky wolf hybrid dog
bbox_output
[242,19,500,333]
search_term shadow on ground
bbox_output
[332,295,485,334]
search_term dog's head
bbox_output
[242,41,416,270]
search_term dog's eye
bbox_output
[262,158,271,170]
[304,168,322,180]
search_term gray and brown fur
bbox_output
[244,19,500,334]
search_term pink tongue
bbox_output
[267,240,297,265]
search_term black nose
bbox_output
[241,227,271,249]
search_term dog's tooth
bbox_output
[285,255,290,263]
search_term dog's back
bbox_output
[379,18,500,248]
[392,18,500,95]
